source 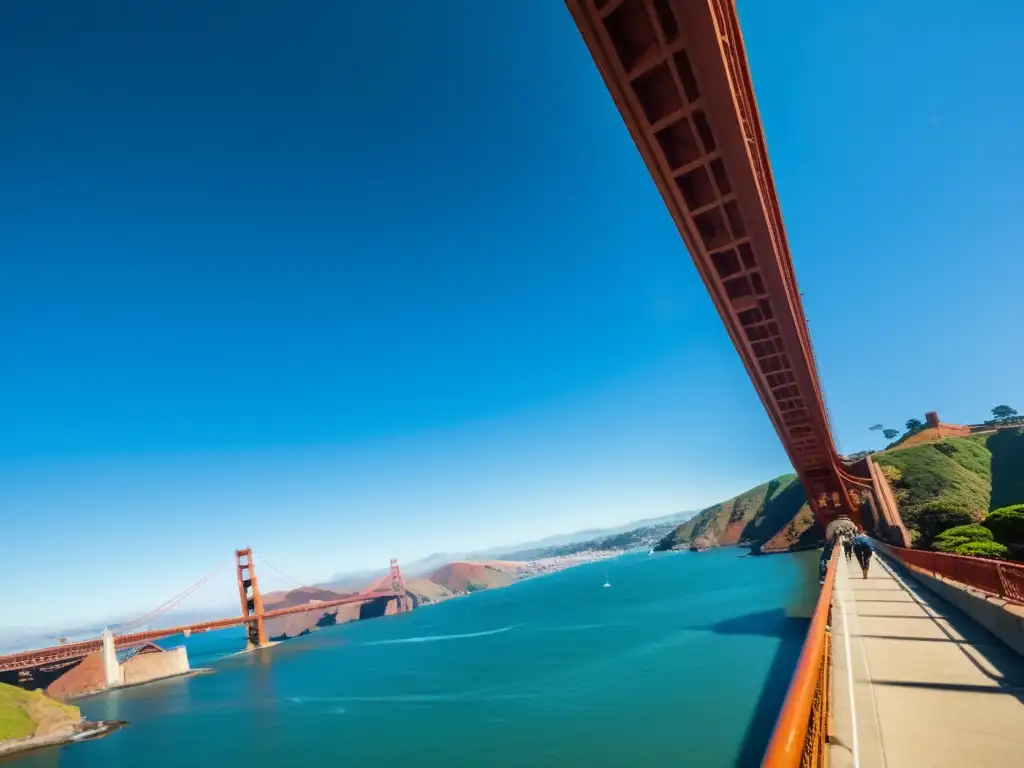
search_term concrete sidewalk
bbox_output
[828,550,1024,767]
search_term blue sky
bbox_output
[2,1,1022,629]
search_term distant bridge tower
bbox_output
[390,558,409,613]
[235,548,268,649]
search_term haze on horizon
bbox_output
[2,0,1022,630]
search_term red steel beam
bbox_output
[565,0,860,528]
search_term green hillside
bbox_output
[874,427,1024,545]
[0,683,80,742]
[653,473,819,553]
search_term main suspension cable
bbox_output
[117,565,227,633]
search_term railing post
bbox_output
[995,563,1009,599]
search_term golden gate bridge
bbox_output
[0,548,410,675]
[4,3,1023,765]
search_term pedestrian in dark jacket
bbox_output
[852,534,874,579]
[842,535,854,562]
[819,538,837,584]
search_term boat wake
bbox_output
[363,625,519,646]
[538,623,619,633]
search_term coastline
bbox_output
[0,719,126,761]
[510,549,622,582]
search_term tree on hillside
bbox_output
[869,423,900,442]
[991,405,1018,423]
[984,505,1024,552]
[913,502,972,547]
[905,418,924,433]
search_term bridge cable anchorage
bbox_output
[116,565,227,634]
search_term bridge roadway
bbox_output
[0,589,399,672]
[829,551,1024,767]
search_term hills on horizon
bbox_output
[13,416,1021,653]
[0,509,696,653]
[320,508,697,585]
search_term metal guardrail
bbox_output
[762,547,838,768]
[884,544,1024,605]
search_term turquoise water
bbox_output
[12,549,820,767]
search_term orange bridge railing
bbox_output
[881,543,1024,605]
[762,547,838,768]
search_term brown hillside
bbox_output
[404,577,454,604]
[263,586,351,610]
[428,562,517,591]
[262,560,525,639]
[886,423,972,451]
[265,602,363,640]
[263,573,461,639]
[263,584,368,639]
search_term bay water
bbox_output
[12,548,820,767]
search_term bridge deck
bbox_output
[829,550,1024,767]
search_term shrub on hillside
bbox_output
[984,505,1024,545]
[953,540,1009,559]
[880,463,902,486]
[913,502,973,547]
[932,524,993,553]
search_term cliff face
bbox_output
[653,473,821,554]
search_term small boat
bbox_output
[602,572,611,588]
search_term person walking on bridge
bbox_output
[841,534,854,563]
[852,534,874,579]
[818,536,837,585]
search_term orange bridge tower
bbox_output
[235,548,268,649]
[390,558,409,613]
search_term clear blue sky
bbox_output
[2,1,1021,629]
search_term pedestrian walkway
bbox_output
[829,549,1024,767]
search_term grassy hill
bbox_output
[0,683,80,743]
[653,473,819,554]
[874,427,1024,544]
